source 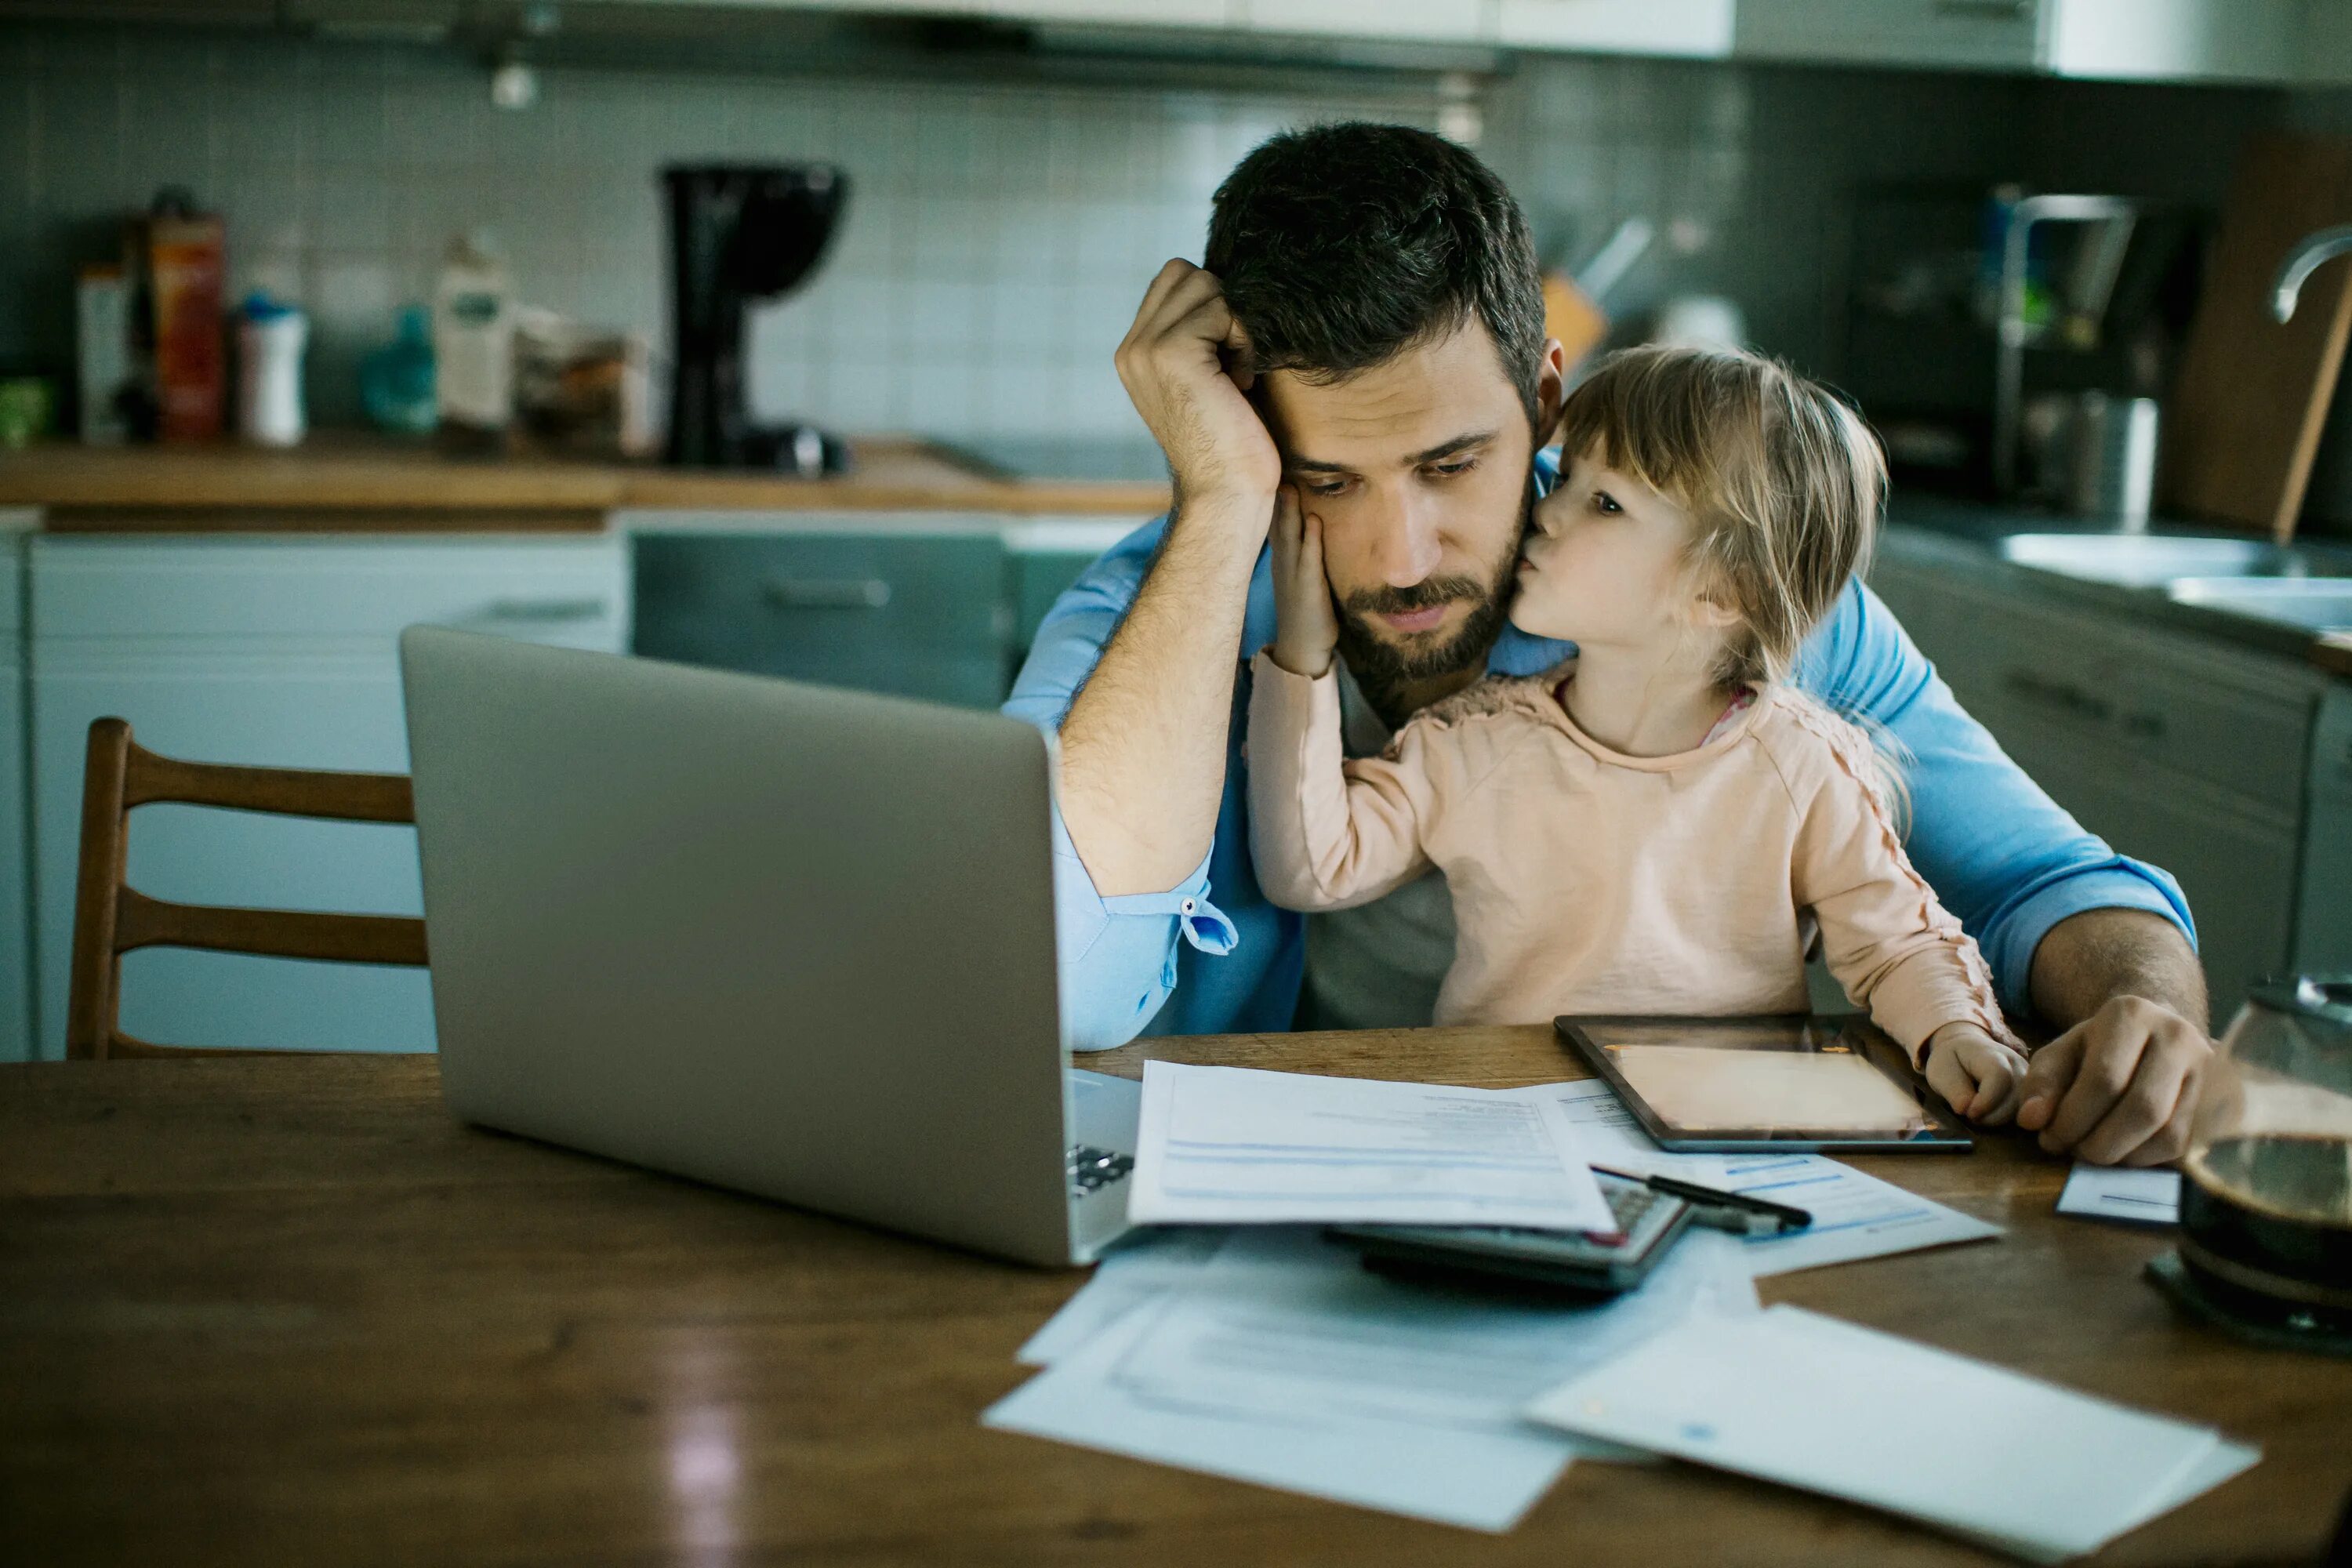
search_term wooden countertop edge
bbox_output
[0,437,1173,521]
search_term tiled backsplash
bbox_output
[0,20,2299,444]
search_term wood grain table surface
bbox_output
[3,1026,2348,1567]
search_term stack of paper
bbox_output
[1523,1305,2258,1562]
[988,1065,2242,1549]
[988,1223,1757,1531]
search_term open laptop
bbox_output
[397,626,1137,1267]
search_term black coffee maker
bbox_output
[662,164,852,475]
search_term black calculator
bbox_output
[1327,1171,1696,1297]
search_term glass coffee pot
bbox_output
[2173,976,2352,1343]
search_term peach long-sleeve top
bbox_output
[1245,652,2017,1059]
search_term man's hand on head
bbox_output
[2017,908,2212,1167]
[1114,260,1282,514]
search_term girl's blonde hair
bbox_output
[1555,344,1886,689]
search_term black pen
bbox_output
[1592,1163,1813,1236]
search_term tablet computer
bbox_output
[1555,1013,1975,1153]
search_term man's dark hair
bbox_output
[1205,122,1546,420]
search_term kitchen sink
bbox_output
[1995,532,2352,586]
[2168,577,2352,633]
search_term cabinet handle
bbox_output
[481,597,613,624]
[1933,0,2031,16]
[2002,670,2112,724]
[763,578,893,611]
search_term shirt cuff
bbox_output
[1048,805,1237,1049]
[1981,861,2198,1019]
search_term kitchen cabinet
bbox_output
[2296,684,2352,979]
[0,524,29,1062]
[1494,0,1735,56]
[633,523,1014,709]
[1237,0,1486,44]
[630,514,1135,712]
[1868,538,2328,1018]
[1734,0,2305,82]
[23,534,629,1061]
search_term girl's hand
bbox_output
[1922,1024,2030,1124]
[1269,485,1339,678]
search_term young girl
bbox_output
[1247,344,2028,1123]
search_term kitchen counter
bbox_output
[0,434,1172,526]
[1884,494,2352,684]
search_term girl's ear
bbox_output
[1689,593,1744,631]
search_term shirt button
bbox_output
[1181,898,1196,914]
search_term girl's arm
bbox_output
[1246,654,1437,911]
[1245,496,1436,909]
[1782,706,2027,1106]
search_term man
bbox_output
[1006,122,2210,1167]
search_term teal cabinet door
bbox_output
[634,532,1013,710]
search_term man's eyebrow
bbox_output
[1410,430,1499,465]
[1284,430,1501,475]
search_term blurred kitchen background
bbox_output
[2,1,2350,1062]
[0,9,2346,452]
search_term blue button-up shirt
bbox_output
[1006,474,2194,1050]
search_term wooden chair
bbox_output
[66,717,430,1059]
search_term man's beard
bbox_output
[1332,486,1531,709]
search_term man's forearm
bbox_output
[2027,907,2209,1033]
[1057,488,1271,897]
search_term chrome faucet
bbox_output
[2274,225,2352,322]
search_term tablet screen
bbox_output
[1610,1044,1929,1132]
[1555,1014,1972,1150]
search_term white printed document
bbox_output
[1127,1062,1613,1232]
[1523,1305,2258,1563]
[2057,1163,2181,1226]
[1525,1080,2002,1277]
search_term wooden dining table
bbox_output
[4,1025,2348,1566]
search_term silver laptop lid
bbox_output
[399,626,1075,1266]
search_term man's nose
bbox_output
[1374,492,1444,588]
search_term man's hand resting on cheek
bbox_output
[2015,995,2212,1167]
[1269,488,1340,679]
[1922,1023,2030,1124]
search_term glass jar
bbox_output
[2178,976,2352,1334]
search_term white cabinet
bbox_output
[1736,0,2305,82]
[1237,0,1486,43]
[24,534,629,1061]
[2044,0,2303,82]
[0,523,30,1062]
[1495,0,1735,56]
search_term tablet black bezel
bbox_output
[1555,1012,1976,1153]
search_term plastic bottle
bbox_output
[361,306,438,435]
[237,292,307,447]
[433,233,513,453]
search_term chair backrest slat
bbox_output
[114,888,429,967]
[123,751,415,822]
[65,717,430,1060]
